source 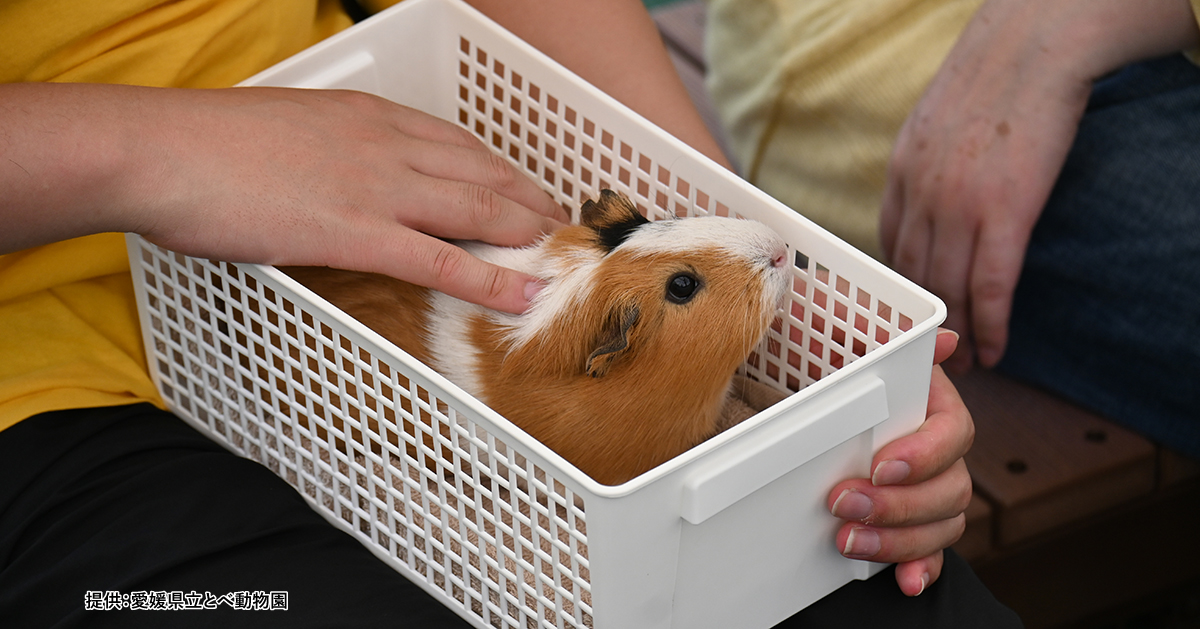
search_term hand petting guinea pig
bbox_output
[282,189,790,485]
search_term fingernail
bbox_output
[843,527,881,558]
[831,489,873,521]
[937,328,960,343]
[913,572,930,597]
[872,460,911,486]
[523,279,546,302]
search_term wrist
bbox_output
[0,83,158,252]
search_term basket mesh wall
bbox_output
[133,246,592,629]
[132,26,921,629]
[453,35,915,393]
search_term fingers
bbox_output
[932,328,960,365]
[888,195,932,293]
[895,552,946,597]
[824,363,974,584]
[386,102,491,150]
[883,129,983,372]
[824,364,973,523]
[313,89,567,246]
[869,366,974,488]
[836,515,965,565]
[363,229,544,314]
[836,451,971,532]
[387,112,569,249]
[396,173,565,248]
[927,206,979,369]
[882,117,932,288]
[111,86,565,314]
[830,457,972,527]
[382,98,568,224]
[312,91,567,309]
[405,138,569,225]
[969,222,1029,367]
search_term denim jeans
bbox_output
[998,54,1200,460]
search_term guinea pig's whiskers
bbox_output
[738,278,757,361]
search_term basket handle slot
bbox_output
[681,376,890,525]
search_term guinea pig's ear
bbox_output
[585,303,640,378]
[581,189,650,253]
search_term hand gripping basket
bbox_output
[125,1,946,627]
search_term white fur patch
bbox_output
[425,236,593,398]
[424,242,522,398]
[425,291,485,398]
[621,216,785,266]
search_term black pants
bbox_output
[0,404,1021,628]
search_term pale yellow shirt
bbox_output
[706,0,1200,260]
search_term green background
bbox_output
[643,0,686,9]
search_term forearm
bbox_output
[972,0,1200,86]
[1070,0,1200,74]
[0,83,152,254]
[464,0,732,169]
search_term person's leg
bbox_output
[0,403,1020,628]
[998,54,1200,460]
[0,404,473,628]
[775,550,1023,628]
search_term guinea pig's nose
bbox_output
[771,246,788,269]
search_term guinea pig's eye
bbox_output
[666,272,700,304]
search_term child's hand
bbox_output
[827,329,974,596]
[1,83,568,313]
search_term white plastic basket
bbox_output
[125,1,946,627]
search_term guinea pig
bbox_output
[282,190,790,485]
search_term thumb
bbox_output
[932,328,960,366]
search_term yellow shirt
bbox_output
[0,0,355,431]
[706,0,1200,261]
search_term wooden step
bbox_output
[973,476,1200,629]
[1160,446,1200,487]
[951,367,1157,547]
